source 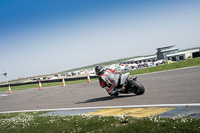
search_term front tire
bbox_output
[126,80,145,95]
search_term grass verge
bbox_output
[0,112,200,133]
[130,57,200,75]
[0,79,97,92]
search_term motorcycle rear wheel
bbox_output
[126,80,145,95]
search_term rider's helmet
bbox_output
[95,65,102,75]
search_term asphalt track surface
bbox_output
[0,67,200,113]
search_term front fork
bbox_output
[124,77,138,93]
[123,76,137,88]
[129,76,137,81]
[116,77,138,93]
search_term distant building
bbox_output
[166,49,200,62]
[123,55,157,64]
[123,45,199,64]
[156,45,179,60]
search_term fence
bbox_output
[0,75,98,87]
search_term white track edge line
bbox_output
[1,103,200,114]
[135,66,200,76]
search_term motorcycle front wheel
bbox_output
[126,80,145,95]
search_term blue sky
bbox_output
[0,0,200,82]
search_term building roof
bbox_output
[161,48,179,52]
[157,45,175,49]
[124,55,156,62]
[166,49,199,57]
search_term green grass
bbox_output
[130,57,200,75]
[0,79,97,92]
[0,112,200,133]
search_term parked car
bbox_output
[43,77,48,80]
[66,72,72,77]
[72,72,79,76]
[146,62,155,67]
[61,73,66,77]
[48,76,58,80]
[154,60,165,66]
[89,71,96,76]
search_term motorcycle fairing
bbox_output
[120,73,129,85]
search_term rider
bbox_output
[95,65,121,96]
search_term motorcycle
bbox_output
[110,73,145,97]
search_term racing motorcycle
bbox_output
[110,73,145,97]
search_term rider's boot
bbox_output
[109,89,118,97]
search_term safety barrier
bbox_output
[0,75,98,87]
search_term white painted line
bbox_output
[135,66,200,76]
[1,103,200,114]
[0,94,8,97]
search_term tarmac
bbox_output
[1,66,200,118]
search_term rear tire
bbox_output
[126,80,145,95]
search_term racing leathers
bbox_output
[98,69,120,95]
